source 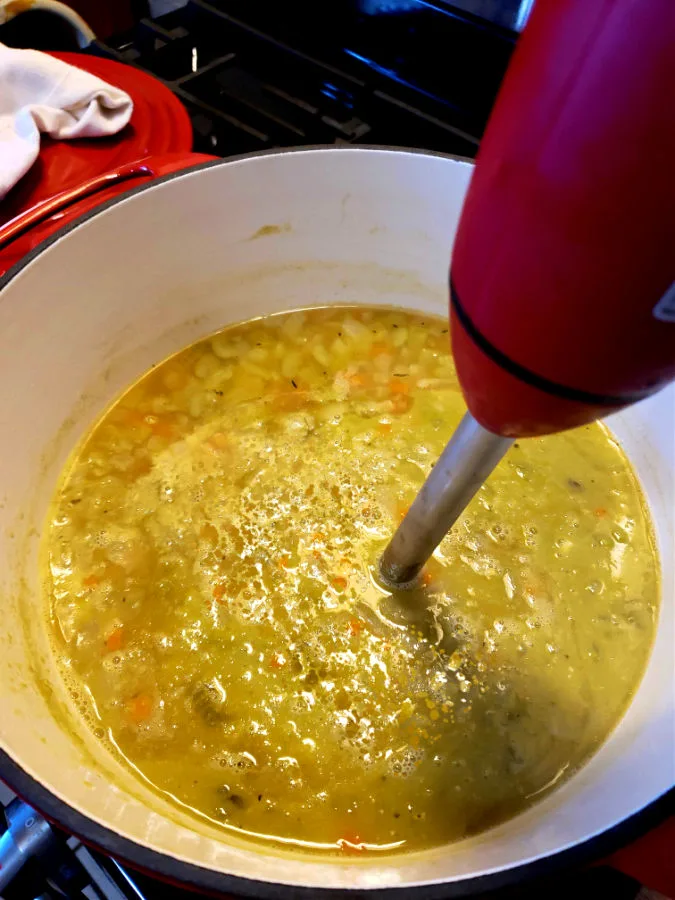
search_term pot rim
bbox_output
[0,146,672,897]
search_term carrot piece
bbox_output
[149,417,176,439]
[278,554,291,570]
[389,378,409,395]
[421,571,433,587]
[128,693,153,723]
[349,372,375,391]
[105,625,124,653]
[369,341,389,357]
[377,422,392,435]
[397,504,410,524]
[331,576,348,592]
[347,617,362,636]
[83,574,100,588]
[128,455,152,478]
[338,832,365,853]
[213,583,227,602]
[391,393,413,414]
[594,507,608,518]
[269,653,286,670]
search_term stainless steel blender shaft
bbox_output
[379,411,513,587]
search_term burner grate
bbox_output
[90,0,487,161]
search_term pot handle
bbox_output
[0,159,156,253]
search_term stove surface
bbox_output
[88,0,514,162]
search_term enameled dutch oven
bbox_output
[0,148,672,898]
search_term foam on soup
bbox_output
[42,307,659,853]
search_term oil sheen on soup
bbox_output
[43,307,659,854]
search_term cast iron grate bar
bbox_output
[90,0,499,161]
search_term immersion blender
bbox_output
[381,0,675,587]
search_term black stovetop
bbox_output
[87,0,516,162]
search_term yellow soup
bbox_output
[42,307,659,854]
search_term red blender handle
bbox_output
[450,0,675,437]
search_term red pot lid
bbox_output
[0,51,193,226]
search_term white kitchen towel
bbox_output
[0,42,133,200]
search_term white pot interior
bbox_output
[0,149,672,893]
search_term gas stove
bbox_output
[0,782,205,900]
[86,0,516,162]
